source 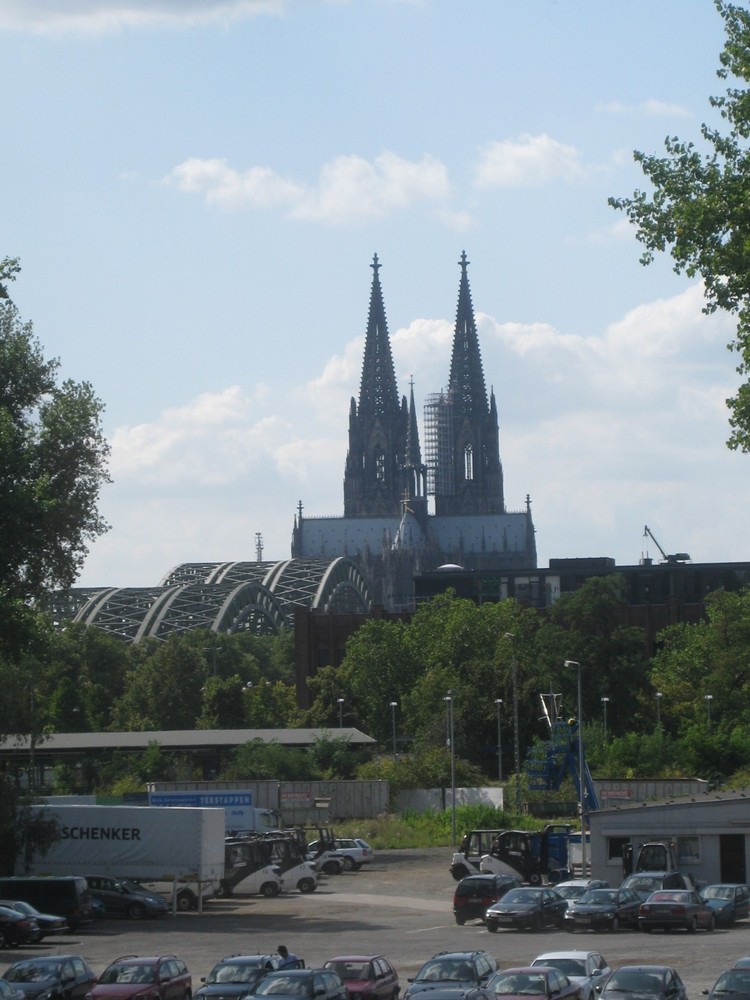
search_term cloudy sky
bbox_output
[2,0,746,588]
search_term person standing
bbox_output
[278,946,300,969]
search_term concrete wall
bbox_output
[594,778,708,808]
[395,786,503,812]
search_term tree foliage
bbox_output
[0,258,110,655]
[609,1,750,449]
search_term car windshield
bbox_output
[5,963,61,984]
[503,889,541,903]
[703,886,734,900]
[99,965,156,985]
[325,963,372,981]
[493,973,547,995]
[623,877,661,893]
[458,879,491,895]
[605,971,664,996]
[579,890,617,905]
[712,972,750,995]
[556,886,588,899]
[255,975,311,997]
[207,964,265,985]
[534,960,585,977]
[417,961,476,983]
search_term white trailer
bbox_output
[22,804,227,912]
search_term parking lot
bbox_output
[1,848,747,997]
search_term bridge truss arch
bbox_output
[52,557,372,643]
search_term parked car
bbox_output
[194,955,281,1000]
[702,968,750,1000]
[0,905,40,947]
[3,956,97,1000]
[638,888,715,933]
[84,876,168,920]
[597,967,687,1000]
[0,900,68,939]
[403,951,497,1000]
[328,839,375,871]
[487,967,581,1000]
[0,979,25,1000]
[0,877,93,929]
[452,873,522,925]
[700,883,750,926]
[323,956,399,1000]
[563,887,642,933]
[87,956,192,1000]
[485,886,568,932]
[554,881,610,903]
[530,952,611,1000]
[619,871,694,903]
[253,969,348,1000]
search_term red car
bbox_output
[323,957,399,1000]
[85,957,191,1000]
[638,889,715,933]
[488,967,582,1000]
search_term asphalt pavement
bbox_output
[0,848,746,998]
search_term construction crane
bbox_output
[526,692,600,813]
[642,525,691,565]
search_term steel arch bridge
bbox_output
[48,557,372,643]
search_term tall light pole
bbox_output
[705,694,713,730]
[389,701,398,757]
[656,691,662,728]
[505,632,521,816]
[337,697,344,728]
[444,691,456,845]
[601,696,609,743]
[564,659,586,876]
[495,698,503,782]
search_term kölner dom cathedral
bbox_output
[292,252,537,610]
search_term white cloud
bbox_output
[475,133,586,188]
[165,158,304,211]
[165,151,451,223]
[0,0,282,34]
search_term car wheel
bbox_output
[641,925,652,933]
[528,871,542,886]
[610,916,619,933]
[533,914,543,932]
[455,916,466,926]
[298,878,317,893]
[261,881,280,898]
[214,882,231,899]
[176,890,195,911]
[564,924,575,933]
[322,861,339,875]
[451,864,470,882]
[0,928,6,947]
[353,863,363,871]
[342,856,356,871]
[687,917,698,934]
[127,902,147,920]
[486,922,498,933]
[707,914,716,932]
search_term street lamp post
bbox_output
[444,691,456,845]
[601,697,609,743]
[495,698,503,782]
[705,694,713,730]
[564,659,586,876]
[389,701,398,757]
[337,697,344,728]
[656,691,662,728]
[504,632,521,816]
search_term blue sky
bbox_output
[2,0,746,588]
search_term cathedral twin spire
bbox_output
[343,253,504,520]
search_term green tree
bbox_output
[0,258,110,654]
[609,1,750,450]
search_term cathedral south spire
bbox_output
[343,255,407,517]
